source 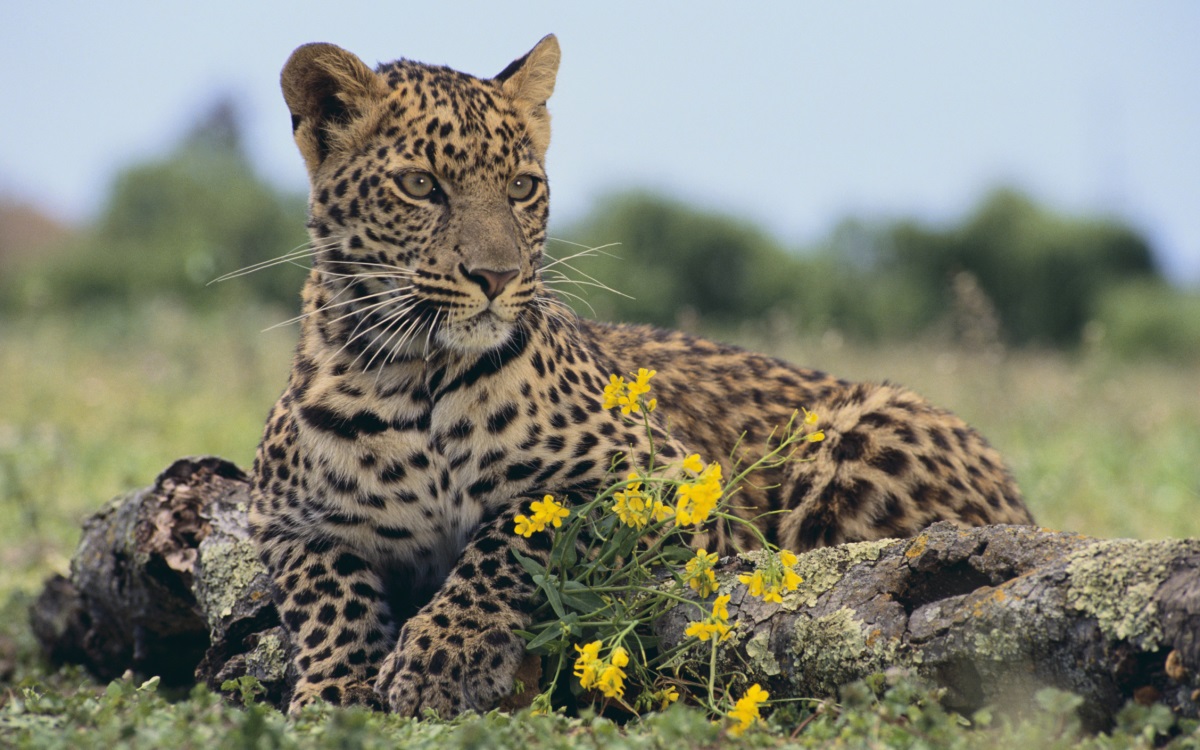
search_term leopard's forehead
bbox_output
[377,60,500,105]
[362,60,534,183]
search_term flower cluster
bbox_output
[602,368,658,415]
[739,549,803,604]
[512,366,828,729]
[684,548,719,597]
[684,594,733,643]
[727,683,770,736]
[655,685,680,710]
[513,495,570,537]
[573,641,630,699]
[802,407,826,442]
[611,473,673,529]
[675,454,723,527]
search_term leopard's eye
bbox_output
[507,174,540,202]
[397,171,439,199]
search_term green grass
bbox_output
[1,306,1198,747]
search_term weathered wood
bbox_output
[657,524,1200,729]
[30,457,1200,727]
[29,457,292,706]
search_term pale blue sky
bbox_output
[2,2,1198,281]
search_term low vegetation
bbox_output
[2,307,1198,746]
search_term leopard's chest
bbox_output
[291,380,531,570]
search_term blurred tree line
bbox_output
[1,100,308,312]
[562,191,1200,360]
[3,100,1198,360]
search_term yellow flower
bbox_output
[513,514,539,538]
[530,494,569,529]
[727,683,770,736]
[682,453,704,475]
[738,569,766,599]
[803,408,819,426]
[574,642,631,700]
[604,368,657,415]
[684,548,719,598]
[617,393,639,415]
[610,645,629,668]
[685,593,734,642]
[806,430,825,443]
[573,640,603,689]
[711,593,731,621]
[656,685,680,710]
[738,549,803,604]
[651,498,674,523]
[602,374,626,410]
[612,473,672,529]
[515,495,568,536]
[685,620,731,642]
[612,477,651,529]
[675,461,723,527]
[596,662,627,699]
[628,368,656,398]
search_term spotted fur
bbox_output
[249,35,1033,717]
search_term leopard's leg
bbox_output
[258,530,396,713]
[375,502,549,717]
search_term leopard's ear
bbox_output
[495,34,560,157]
[281,43,390,175]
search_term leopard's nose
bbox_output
[461,264,519,300]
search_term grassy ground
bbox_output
[1,305,1198,747]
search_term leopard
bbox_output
[248,34,1033,718]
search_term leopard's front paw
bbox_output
[287,680,383,715]
[375,613,525,717]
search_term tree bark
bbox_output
[29,457,292,707]
[658,524,1200,729]
[30,457,1200,727]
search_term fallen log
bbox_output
[29,457,291,707]
[30,457,1200,728]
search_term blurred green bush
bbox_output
[1,100,308,312]
[561,187,1197,360]
[1094,281,1200,362]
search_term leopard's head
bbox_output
[282,36,561,361]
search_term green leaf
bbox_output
[549,520,582,571]
[525,625,567,653]
[511,548,547,578]
[558,581,605,611]
[538,576,567,619]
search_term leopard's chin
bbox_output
[436,312,517,355]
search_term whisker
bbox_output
[543,287,596,316]
[546,237,623,259]
[541,266,632,300]
[263,287,414,331]
[261,282,353,331]
[422,310,441,361]
[313,270,417,285]
[533,295,579,327]
[325,293,416,332]
[541,272,622,293]
[365,307,426,373]
[348,306,414,372]
[315,260,418,275]
[340,301,418,361]
[210,240,341,284]
[541,242,622,270]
